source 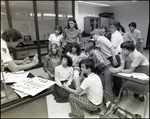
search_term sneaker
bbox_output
[89,108,101,114]
[68,113,84,118]
[104,103,115,116]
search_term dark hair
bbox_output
[120,25,125,33]
[69,42,81,56]
[67,17,78,30]
[61,54,73,66]
[128,22,137,28]
[100,24,108,32]
[2,28,22,42]
[121,41,135,51]
[54,25,63,35]
[48,43,62,57]
[110,20,121,31]
[79,58,95,72]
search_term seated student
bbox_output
[63,58,103,118]
[66,42,88,89]
[43,43,62,80]
[1,28,39,72]
[52,54,74,103]
[109,41,149,101]
[84,40,115,115]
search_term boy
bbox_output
[110,41,149,101]
[63,58,103,118]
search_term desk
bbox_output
[1,73,53,118]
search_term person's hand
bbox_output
[109,67,121,73]
[23,57,31,64]
[32,54,39,65]
[112,58,118,67]
[63,83,68,89]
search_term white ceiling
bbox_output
[78,1,148,7]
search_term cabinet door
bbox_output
[16,51,29,59]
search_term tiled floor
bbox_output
[29,49,149,118]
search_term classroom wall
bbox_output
[76,2,149,48]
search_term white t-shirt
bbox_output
[80,73,103,105]
[120,49,149,67]
[1,39,13,63]
[111,30,124,53]
[96,36,118,58]
[48,33,63,46]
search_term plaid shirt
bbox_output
[91,49,110,69]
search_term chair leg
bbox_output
[116,87,123,105]
[143,93,148,118]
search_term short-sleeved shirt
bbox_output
[123,29,142,46]
[1,39,13,63]
[48,33,63,46]
[80,73,103,105]
[111,30,124,53]
[64,29,81,43]
[96,36,118,58]
[120,49,149,67]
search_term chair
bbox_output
[116,66,149,118]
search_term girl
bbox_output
[43,43,62,80]
[63,17,82,54]
[52,55,74,103]
[48,25,63,52]
[67,42,88,89]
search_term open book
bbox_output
[118,72,149,80]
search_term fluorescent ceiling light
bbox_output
[78,1,110,6]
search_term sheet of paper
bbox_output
[118,73,132,77]
[14,89,29,98]
[131,73,149,80]
[12,77,56,96]
[4,71,30,83]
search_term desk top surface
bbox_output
[1,73,53,113]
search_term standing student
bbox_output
[123,22,143,53]
[48,25,63,52]
[52,55,74,103]
[110,41,149,101]
[110,20,124,54]
[63,58,103,118]
[43,43,62,80]
[63,17,82,54]
[1,28,39,72]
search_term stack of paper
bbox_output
[11,77,55,96]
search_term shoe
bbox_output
[89,108,101,114]
[104,103,115,116]
[139,96,145,102]
[69,113,84,118]
[133,93,139,99]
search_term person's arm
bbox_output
[66,67,74,86]
[54,67,63,87]
[110,46,118,66]
[78,30,82,44]
[109,61,124,73]
[63,83,83,96]
[135,38,141,49]
[7,56,39,72]
[14,60,24,65]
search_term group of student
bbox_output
[1,17,149,118]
